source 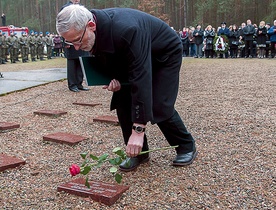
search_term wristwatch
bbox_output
[132,125,146,134]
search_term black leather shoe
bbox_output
[119,153,150,172]
[78,87,89,91]
[172,149,198,166]
[69,87,80,92]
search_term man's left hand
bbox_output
[102,79,121,92]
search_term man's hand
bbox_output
[126,131,144,157]
[102,79,121,92]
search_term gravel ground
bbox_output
[0,57,275,209]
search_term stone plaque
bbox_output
[57,178,129,206]
[0,122,20,132]
[34,110,67,117]
[0,154,26,172]
[43,132,88,145]
[73,102,101,107]
[93,115,119,125]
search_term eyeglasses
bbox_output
[65,19,91,46]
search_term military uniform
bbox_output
[6,32,18,63]
[19,32,29,62]
[0,33,2,64]
[37,32,45,60]
[34,32,39,59]
[28,31,36,61]
[44,32,52,59]
[2,33,8,62]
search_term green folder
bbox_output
[79,56,114,86]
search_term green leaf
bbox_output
[113,148,126,158]
[112,147,123,153]
[114,157,122,165]
[80,152,88,159]
[81,166,91,175]
[89,154,99,160]
[98,153,109,162]
[115,173,122,184]
[109,158,117,165]
[85,177,90,188]
[109,166,118,173]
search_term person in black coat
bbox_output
[204,25,215,58]
[229,24,239,58]
[243,19,256,58]
[56,4,197,171]
[193,24,204,58]
[1,13,6,26]
[61,0,89,92]
[256,21,267,58]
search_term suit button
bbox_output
[135,105,139,110]
[136,115,140,119]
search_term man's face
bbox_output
[247,20,251,25]
[274,21,276,27]
[62,23,96,51]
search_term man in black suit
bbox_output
[243,19,256,58]
[61,0,89,92]
[1,13,6,26]
[56,5,197,171]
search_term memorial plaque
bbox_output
[0,154,26,172]
[93,116,119,125]
[73,102,101,107]
[57,178,129,206]
[0,122,20,132]
[43,132,88,145]
[34,110,67,117]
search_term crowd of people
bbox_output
[178,19,276,59]
[0,30,63,64]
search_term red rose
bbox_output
[69,164,80,176]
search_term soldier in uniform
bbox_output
[14,32,20,61]
[19,32,29,62]
[28,30,37,61]
[44,32,52,59]
[34,32,39,59]
[0,31,2,64]
[37,32,45,60]
[6,31,18,63]
[2,33,8,62]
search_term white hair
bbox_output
[56,4,93,35]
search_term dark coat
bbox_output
[243,25,255,41]
[91,8,182,124]
[218,27,230,37]
[193,29,204,45]
[256,26,267,46]
[229,30,239,48]
[61,1,89,59]
[204,30,215,50]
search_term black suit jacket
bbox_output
[91,8,182,124]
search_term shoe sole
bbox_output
[172,151,198,166]
[119,157,150,172]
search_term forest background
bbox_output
[0,0,276,33]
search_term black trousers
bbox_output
[245,40,253,57]
[67,58,84,89]
[115,86,195,154]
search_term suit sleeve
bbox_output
[120,26,153,124]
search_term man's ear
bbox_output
[88,21,96,31]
